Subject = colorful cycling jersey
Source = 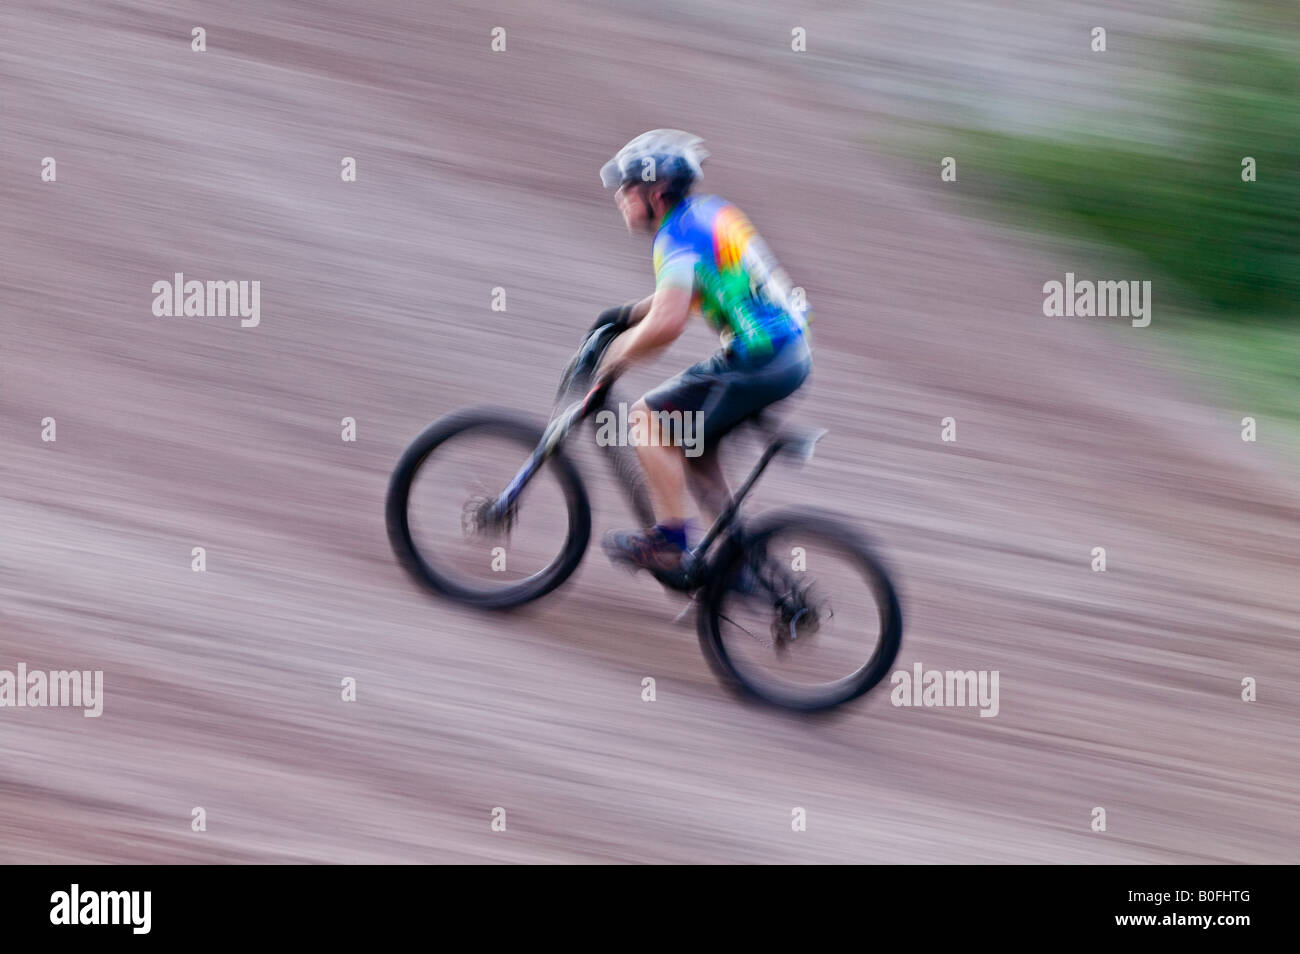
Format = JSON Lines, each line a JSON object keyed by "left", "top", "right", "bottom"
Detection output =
{"left": 652, "top": 195, "right": 809, "bottom": 359}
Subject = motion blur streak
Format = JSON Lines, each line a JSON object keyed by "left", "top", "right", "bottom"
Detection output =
{"left": 2, "top": 0, "right": 1297, "bottom": 862}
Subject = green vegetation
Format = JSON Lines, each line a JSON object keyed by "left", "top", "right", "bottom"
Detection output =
{"left": 950, "top": 35, "right": 1299, "bottom": 316}
{"left": 925, "top": 9, "right": 1300, "bottom": 444}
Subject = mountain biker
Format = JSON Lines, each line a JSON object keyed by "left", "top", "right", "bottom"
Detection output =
{"left": 594, "top": 129, "right": 812, "bottom": 575}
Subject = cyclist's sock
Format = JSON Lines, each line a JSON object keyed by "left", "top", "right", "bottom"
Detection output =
{"left": 655, "top": 522, "right": 689, "bottom": 551}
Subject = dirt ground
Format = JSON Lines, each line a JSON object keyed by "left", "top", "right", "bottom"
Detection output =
{"left": 2, "top": 0, "right": 1296, "bottom": 862}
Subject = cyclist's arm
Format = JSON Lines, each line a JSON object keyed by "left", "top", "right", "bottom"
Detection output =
{"left": 598, "top": 283, "right": 692, "bottom": 377}
{"left": 625, "top": 294, "right": 653, "bottom": 326}
{"left": 589, "top": 294, "right": 652, "bottom": 335}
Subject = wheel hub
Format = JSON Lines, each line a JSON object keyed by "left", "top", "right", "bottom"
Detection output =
{"left": 462, "top": 494, "right": 516, "bottom": 537}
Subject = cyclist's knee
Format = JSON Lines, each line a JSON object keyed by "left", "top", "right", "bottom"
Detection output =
{"left": 629, "top": 397, "right": 677, "bottom": 454}
{"left": 629, "top": 397, "right": 651, "bottom": 448}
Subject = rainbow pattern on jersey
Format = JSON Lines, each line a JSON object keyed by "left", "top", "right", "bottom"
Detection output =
{"left": 653, "top": 195, "right": 807, "bottom": 359}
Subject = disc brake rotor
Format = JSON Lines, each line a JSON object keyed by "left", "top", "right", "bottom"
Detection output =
{"left": 462, "top": 493, "right": 516, "bottom": 537}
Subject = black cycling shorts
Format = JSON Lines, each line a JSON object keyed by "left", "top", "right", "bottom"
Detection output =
{"left": 642, "top": 334, "right": 812, "bottom": 453}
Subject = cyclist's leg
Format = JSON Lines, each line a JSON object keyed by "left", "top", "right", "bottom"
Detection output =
{"left": 685, "top": 449, "right": 729, "bottom": 524}
{"left": 688, "top": 339, "right": 812, "bottom": 592}
{"left": 632, "top": 353, "right": 721, "bottom": 522}
{"left": 603, "top": 357, "right": 722, "bottom": 571}
{"left": 628, "top": 395, "right": 691, "bottom": 524}
{"left": 606, "top": 340, "right": 811, "bottom": 572}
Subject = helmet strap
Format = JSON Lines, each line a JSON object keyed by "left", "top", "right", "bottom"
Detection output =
{"left": 640, "top": 185, "right": 655, "bottom": 224}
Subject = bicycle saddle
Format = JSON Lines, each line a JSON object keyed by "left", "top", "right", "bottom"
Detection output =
{"left": 746, "top": 410, "right": 827, "bottom": 464}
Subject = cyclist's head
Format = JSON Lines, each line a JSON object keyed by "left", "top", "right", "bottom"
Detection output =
{"left": 601, "top": 129, "right": 707, "bottom": 232}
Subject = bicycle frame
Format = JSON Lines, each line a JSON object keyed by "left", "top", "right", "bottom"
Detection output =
{"left": 487, "top": 341, "right": 799, "bottom": 587}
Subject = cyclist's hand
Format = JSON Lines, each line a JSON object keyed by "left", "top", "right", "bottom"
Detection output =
{"left": 587, "top": 302, "right": 636, "bottom": 336}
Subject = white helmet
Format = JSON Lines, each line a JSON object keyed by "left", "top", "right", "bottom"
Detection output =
{"left": 600, "top": 129, "right": 708, "bottom": 191}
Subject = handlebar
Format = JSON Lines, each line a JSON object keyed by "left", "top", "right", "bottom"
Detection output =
{"left": 555, "top": 321, "right": 623, "bottom": 403}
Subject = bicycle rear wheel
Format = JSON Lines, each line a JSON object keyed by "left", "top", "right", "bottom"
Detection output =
{"left": 386, "top": 408, "right": 591, "bottom": 609}
{"left": 697, "top": 508, "right": 902, "bottom": 710}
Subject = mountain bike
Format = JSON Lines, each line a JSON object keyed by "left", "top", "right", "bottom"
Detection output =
{"left": 385, "top": 323, "right": 902, "bottom": 710}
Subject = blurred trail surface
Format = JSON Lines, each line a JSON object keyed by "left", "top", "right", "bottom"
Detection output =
{"left": 2, "top": 0, "right": 1297, "bottom": 862}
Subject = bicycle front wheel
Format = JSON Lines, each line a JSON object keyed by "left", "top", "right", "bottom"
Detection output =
{"left": 386, "top": 408, "right": 591, "bottom": 609}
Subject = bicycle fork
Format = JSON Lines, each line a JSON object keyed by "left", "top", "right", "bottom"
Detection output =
{"left": 482, "top": 385, "right": 602, "bottom": 528}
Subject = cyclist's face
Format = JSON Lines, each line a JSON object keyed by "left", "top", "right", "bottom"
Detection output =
{"left": 615, "top": 182, "right": 653, "bottom": 232}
